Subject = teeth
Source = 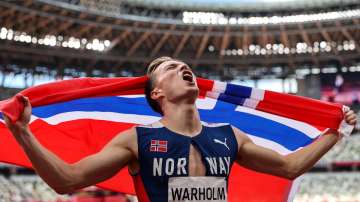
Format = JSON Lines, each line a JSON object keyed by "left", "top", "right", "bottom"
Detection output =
{"left": 182, "top": 73, "right": 192, "bottom": 81}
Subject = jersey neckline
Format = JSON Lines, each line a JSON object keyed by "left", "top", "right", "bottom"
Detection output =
{"left": 157, "top": 121, "right": 205, "bottom": 139}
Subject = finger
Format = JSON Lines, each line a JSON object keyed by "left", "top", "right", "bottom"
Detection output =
{"left": 21, "top": 96, "right": 30, "bottom": 106}
{"left": 345, "top": 110, "right": 354, "bottom": 116}
{"left": 3, "top": 114, "right": 10, "bottom": 123}
{"left": 348, "top": 119, "right": 357, "bottom": 125}
{"left": 345, "top": 113, "right": 356, "bottom": 120}
{"left": 346, "top": 116, "right": 357, "bottom": 124}
{"left": 346, "top": 117, "right": 356, "bottom": 123}
{"left": 345, "top": 118, "right": 356, "bottom": 125}
{"left": 2, "top": 114, "right": 13, "bottom": 126}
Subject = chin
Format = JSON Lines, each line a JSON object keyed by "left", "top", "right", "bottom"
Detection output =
{"left": 184, "top": 84, "right": 199, "bottom": 93}
{"left": 185, "top": 87, "right": 199, "bottom": 101}
{"left": 170, "top": 88, "right": 199, "bottom": 103}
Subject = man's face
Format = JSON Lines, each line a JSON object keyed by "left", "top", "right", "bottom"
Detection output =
{"left": 151, "top": 60, "right": 199, "bottom": 103}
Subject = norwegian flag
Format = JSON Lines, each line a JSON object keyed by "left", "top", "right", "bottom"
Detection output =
{"left": 0, "top": 76, "right": 351, "bottom": 202}
{"left": 150, "top": 140, "right": 168, "bottom": 153}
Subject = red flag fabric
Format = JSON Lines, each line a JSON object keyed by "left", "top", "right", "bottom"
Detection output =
{"left": 0, "top": 76, "right": 346, "bottom": 201}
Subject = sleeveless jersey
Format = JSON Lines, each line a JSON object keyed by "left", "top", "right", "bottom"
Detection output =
{"left": 132, "top": 122, "right": 238, "bottom": 202}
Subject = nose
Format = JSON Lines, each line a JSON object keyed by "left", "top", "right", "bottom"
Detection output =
{"left": 179, "top": 64, "right": 191, "bottom": 72}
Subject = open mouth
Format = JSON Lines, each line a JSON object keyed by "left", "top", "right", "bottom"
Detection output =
{"left": 182, "top": 71, "right": 194, "bottom": 83}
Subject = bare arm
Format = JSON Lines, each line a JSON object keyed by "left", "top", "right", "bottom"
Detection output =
{"left": 4, "top": 96, "right": 137, "bottom": 194}
{"left": 234, "top": 110, "right": 357, "bottom": 179}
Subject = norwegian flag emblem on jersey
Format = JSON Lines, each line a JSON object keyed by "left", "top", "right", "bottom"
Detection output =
{"left": 150, "top": 140, "right": 168, "bottom": 152}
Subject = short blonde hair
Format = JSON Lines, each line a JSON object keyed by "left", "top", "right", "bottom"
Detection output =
{"left": 146, "top": 56, "right": 175, "bottom": 75}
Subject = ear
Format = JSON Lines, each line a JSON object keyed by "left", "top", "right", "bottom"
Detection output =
{"left": 150, "top": 87, "right": 164, "bottom": 100}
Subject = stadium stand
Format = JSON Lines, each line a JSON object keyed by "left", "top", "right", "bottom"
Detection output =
{"left": 316, "top": 134, "right": 360, "bottom": 167}
{"left": 0, "top": 175, "right": 134, "bottom": 202}
{"left": 295, "top": 173, "right": 360, "bottom": 202}
{"left": 0, "top": 175, "right": 69, "bottom": 202}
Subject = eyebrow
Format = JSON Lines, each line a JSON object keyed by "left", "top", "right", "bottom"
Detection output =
{"left": 166, "top": 63, "right": 178, "bottom": 68}
{"left": 160, "top": 61, "right": 178, "bottom": 70}
{"left": 168, "top": 61, "right": 190, "bottom": 68}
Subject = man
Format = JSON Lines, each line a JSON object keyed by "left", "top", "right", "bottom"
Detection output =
{"left": 4, "top": 56, "right": 357, "bottom": 202}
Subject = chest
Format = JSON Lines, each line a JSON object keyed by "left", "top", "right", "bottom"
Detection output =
{"left": 138, "top": 127, "right": 237, "bottom": 178}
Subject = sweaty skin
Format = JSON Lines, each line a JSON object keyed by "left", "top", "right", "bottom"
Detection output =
{"left": 4, "top": 60, "right": 358, "bottom": 194}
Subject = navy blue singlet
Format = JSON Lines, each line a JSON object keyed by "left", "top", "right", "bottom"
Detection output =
{"left": 132, "top": 122, "right": 238, "bottom": 202}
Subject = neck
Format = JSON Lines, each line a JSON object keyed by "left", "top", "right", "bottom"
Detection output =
{"left": 160, "top": 102, "right": 202, "bottom": 136}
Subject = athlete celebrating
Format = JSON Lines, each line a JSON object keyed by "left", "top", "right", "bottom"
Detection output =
{"left": 4, "top": 56, "right": 357, "bottom": 202}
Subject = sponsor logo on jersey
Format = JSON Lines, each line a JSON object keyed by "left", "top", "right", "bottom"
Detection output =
{"left": 213, "top": 138, "right": 230, "bottom": 150}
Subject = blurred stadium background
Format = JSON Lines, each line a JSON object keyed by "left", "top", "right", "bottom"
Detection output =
{"left": 0, "top": 0, "right": 360, "bottom": 201}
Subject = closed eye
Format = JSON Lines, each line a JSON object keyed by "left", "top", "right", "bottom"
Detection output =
{"left": 166, "top": 64, "right": 177, "bottom": 71}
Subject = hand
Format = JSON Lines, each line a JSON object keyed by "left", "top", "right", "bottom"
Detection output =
{"left": 336, "top": 109, "right": 357, "bottom": 138}
{"left": 344, "top": 110, "right": 357, "bottom": 126}
{"left": 4, "top": 95, "right": 32, "bottom": 134}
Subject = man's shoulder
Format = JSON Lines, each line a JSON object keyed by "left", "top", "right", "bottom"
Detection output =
{"left": 116, "top": 127, "right": 138, "bottom": 138}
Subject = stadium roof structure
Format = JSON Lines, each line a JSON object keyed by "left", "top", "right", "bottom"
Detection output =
{"left": 0, "top": 0, "right": 360, "bottom": 80}
{"left": 123, "top": 0, "right": 359, "bottom": 12}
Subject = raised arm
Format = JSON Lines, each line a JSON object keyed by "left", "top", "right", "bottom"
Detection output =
{"left": 4, "top": 96, "right": 137, "bottom": 194}
{"left": 233, "top": 110, "right": 357, "bottom": 179}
